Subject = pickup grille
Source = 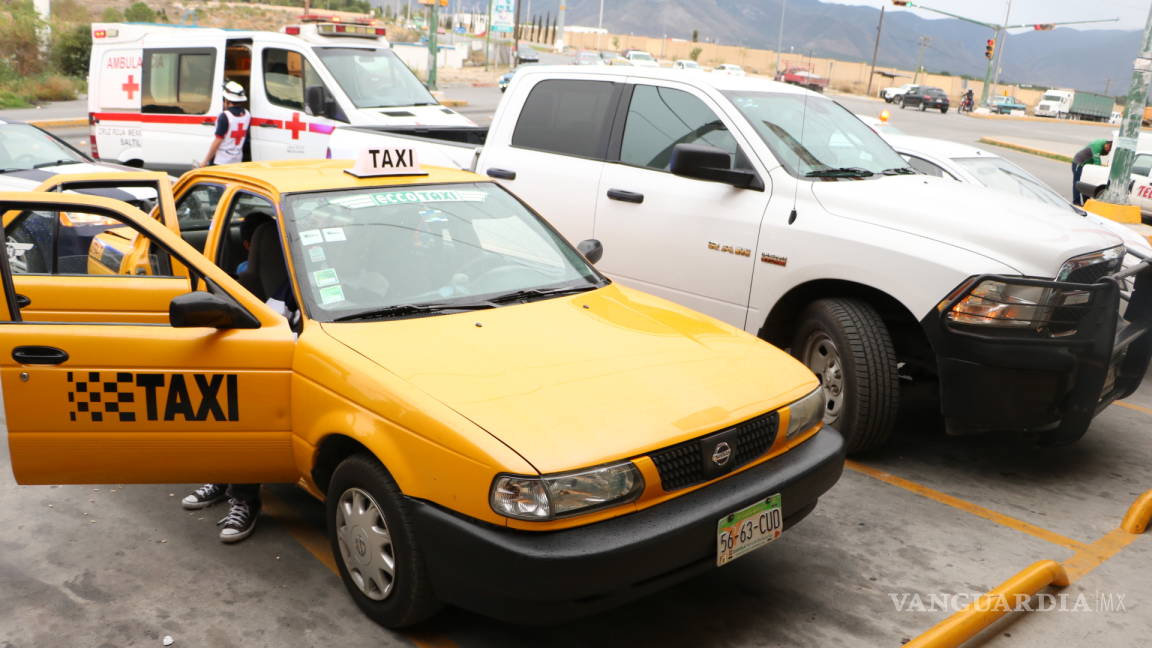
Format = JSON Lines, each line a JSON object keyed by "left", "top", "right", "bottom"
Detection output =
{"left": 648, "top": 411, "right": 779, "bottom": 491}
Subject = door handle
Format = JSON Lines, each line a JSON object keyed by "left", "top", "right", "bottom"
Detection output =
{"left": 12, "top": 346, "right": 69, "bottom": 365}
{"left": 487, "top": 168, "right": 517, "bottom": 180}
{"left": 14, "top": 294, "right": 29, "bottom": 308}
{"left": 607, "top": 189, "right": 644, "bottom": 204}
{"left": 255, "top": 122, "right": 278, "bottom": 128}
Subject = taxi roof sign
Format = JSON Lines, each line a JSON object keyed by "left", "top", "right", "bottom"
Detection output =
{"left": 345, "top": 147, "right": 429, "bottom": 178}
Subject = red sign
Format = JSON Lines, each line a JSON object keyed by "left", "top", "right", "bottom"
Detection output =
{"left": 286, "top": 112, "right": 306, "bottom": 140}
{"left": 121, "top": 75, "right": 140, "bottom": 100}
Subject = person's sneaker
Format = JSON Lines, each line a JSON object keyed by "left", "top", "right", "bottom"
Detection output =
{"left": 181, "top": 483, "right": 227, "bottom": 510}
{"left": 217, "top": 499, "right": 258, "bottom": 543}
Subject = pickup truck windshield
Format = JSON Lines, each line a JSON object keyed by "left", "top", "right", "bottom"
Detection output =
{"left": 724, "top": 91, "right": 911, "bottom": 179}
{"left": 282, "top": 182, "right": 603, "bottom": 321}
{"left": 314, "top": 47, "right": 437, "bottom": 109}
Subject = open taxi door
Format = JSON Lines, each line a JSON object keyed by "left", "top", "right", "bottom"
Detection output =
{"left": 3, "top": 172, "right": 188, "bottom": 323}
{"left": 0, "top": 192, "right": 299, "bottom": 485}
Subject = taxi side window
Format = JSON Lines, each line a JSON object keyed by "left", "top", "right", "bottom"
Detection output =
{"left": 176, "top": 184, "right": 225, "bottom": 232}
{"left": 619, "top": 85, "right": 751, "bottom": 172}
{"left": 263, "top": 49, "right": 325, "bottom": 114}
{"left": 142, "top": 49, "right": 216, "bottom": 115}
{"left": 5, "top": 210, "right": 177, "bottom": 277}
{"left": 217, "top": 192, "right": 277, "bottom": 274}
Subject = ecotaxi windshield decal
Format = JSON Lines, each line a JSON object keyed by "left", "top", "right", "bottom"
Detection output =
{"left": 326, "top": 189, "right": 489, "bottom": 210}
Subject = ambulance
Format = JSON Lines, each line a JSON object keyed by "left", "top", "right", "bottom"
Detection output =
{"left": 87, "top": 17, "right": 475, "bottom": 171}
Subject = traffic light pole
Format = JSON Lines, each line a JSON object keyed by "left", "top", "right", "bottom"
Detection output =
{"left": 427, "top": 0, "right": 439, "bottom": 90}
{"left": 980, "top": 29, "right": 1000, "bottom": 108}
{"left": 1101, "top": 2, "right": 1152, "bottom": 205}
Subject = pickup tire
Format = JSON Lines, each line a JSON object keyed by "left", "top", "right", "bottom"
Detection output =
{"left": 792, "top": 298, "right": 900, "bottom": 454}
{"left": 327, "top": 454, "right": 441, "bottom": 628}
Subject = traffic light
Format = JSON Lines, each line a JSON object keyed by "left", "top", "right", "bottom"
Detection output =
{"left": 985, "top": 38, "right": 995, "bottom": 59}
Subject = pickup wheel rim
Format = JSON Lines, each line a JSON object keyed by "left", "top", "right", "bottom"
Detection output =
{"left": 801, "top": 331, "right": 844, "bottom": 425}
{"left": 336, "top": 487, "right": 396, "bottom": 601}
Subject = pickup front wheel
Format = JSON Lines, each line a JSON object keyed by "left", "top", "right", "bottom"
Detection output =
{"left": 327, "top": 454, "right": 441, "bottom": 628}
{"left": 792, "top": 299, "right": 900, "bottom": 454}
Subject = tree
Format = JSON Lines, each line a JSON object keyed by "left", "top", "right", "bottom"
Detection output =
{"left": 691, "top": 29, "right": 698, "bottom": 42}
{"left": 0, "top": 1, "right": 45, "bottom": 77}
{"left": 102, "top": 7, "right": 125, "bottom": 21}
{"left": 689, "top": 47, "right": 702, "bottom": 61}
{"left": 124, "top": 2, "right": 156, "bottom": 22}
{"left": 51, "top": 24, "right": 91, "bottom": 77}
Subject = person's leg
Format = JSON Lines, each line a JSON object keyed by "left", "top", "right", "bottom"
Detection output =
{"left": 1072, "top": 163, "right": 1084, "bottom": 205}
{"left": 181, "top": 483, "right": 227, "bottom": 510}
{"left": 218, "top": 484, "right": 262, "bottom": 543}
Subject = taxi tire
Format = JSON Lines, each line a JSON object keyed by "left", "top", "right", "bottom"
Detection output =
{"left": 327, "top": 454, "right": 442, "bottom": 628}
{"left": 792, "top": 298, "right": 899, "bottom": 455}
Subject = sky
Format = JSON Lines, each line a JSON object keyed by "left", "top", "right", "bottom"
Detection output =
{"left": 823, "top": 0, "right": 1151, "bottom": 31}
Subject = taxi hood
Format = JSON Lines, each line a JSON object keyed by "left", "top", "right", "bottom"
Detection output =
{"left": 321, "top": 285, "right": 818, "bottom": 474}
{"left": 810, "top": 175, "right": 1124, "bottom": 277}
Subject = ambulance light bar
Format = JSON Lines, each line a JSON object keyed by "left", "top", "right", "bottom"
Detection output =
{"left": 317, "top": 23, "right": 386, "bottom": 37}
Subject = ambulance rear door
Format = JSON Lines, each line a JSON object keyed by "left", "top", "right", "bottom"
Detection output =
{"left": 139, "top": 42, "right": 225, "bottom": 171}
{"left": 89, "top": 38, "right": 144, "bottom": 165}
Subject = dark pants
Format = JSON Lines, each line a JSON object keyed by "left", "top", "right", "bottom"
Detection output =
{"left": 1072, "top": 163, "right": 1085, "bottom": 206}
{"left": 219, "top": 483, "right": 261, "bottom": 509}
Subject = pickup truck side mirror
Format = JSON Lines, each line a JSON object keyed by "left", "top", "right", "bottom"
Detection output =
{"left": 170, "top": 291, "right": 260, "bottom": 329}
{"left": 577, "top": 239, "right": 603, "bottom": 264}
{"left": 669, "top": 144, "right": 763, "bottom": 190}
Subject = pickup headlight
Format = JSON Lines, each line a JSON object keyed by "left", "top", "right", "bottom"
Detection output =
{"left": 785, "top": 388, "right": 826, "bottom": 439}
{"left": 1057, "top": 245, "right": 1124, "bottom": 282}
{"left": 490, "top": 461, "right": 644, "bottom": 521}
{"left": 948, "top": 281, "right": 1055, "bottom": 328}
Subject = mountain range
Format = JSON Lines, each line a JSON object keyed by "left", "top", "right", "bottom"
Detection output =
{"left": 555, "top": 0, "right": 1141, "bottom": 95}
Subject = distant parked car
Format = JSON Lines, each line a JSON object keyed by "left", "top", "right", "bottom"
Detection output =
{"left": 672, "top": 59, "right": 702, "bottom": 70}
{"left": 989, "top": 96, "right": 1027, "bottom": 115}
{"left": 899, "top": 86, "right": 949, "bottom": 113}
{"left": 622, "top": 49, "right": 659, "bottom": 67}
{"left": 880, "top": 83, "right": 915, "bottom": 103}
{"left": 498, "top": 64, "right": 536, "bottom": 92}
{"left": 575, "top": 50, "right": 604, "bottom": 66}
{"left": 515, "top": 44, "right": 540, "bottom": 65}
{"left": 776, "top": 67, "right": 828, "bottom": 93}
{"left": 712, "top": 63, "right": 745, "bottom": 76}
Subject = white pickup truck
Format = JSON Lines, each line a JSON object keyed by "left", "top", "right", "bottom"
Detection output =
{"left": 329, "top": 66, "right": 1152, "bottom": 453}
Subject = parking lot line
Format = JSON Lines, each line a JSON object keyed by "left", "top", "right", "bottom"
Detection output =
{"left": 1060, "top": 527, "right": 1143, "bottom": 582}
{"left": 1115, "top": 400, "right": 1152, "bottom": 417}
{"left": 262, "top": 490, "right": 461, "bottom": 648}
{"left": 845, "top": 461, "right": 1088, "bottom": 551}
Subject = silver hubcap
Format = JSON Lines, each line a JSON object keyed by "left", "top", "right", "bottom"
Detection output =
{"left": 801, "top": 331, "right": 845, "bottom": 425}
{"left": 336, "top": 487, "right": 396, "bottom": 601}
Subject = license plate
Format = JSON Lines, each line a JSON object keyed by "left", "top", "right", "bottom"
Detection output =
{"left": 716, "top": 494, "right": 783, "bottom": 566}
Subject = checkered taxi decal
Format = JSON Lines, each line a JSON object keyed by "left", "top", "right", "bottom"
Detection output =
{"left": 66, "top": 371, "right": 239, "bottom": 423}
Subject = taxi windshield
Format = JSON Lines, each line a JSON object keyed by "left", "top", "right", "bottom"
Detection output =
{"left": 724, "top": 91, "right": 911, "bottom": 179}
{"left": 0, "top": 124, "right": 87, "bottom": 171}
{"left": 953, "top": 156, "right": 1072, "bottom": 210}
{"left": 282, "top": 182, "right": 605, "bottom": 321}
{"left": 314, "top": 47, "right": 437, "bottom": 109}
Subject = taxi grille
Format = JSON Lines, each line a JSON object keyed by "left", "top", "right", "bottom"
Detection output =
{"left": 648, "top": 411, "right": 779, "bottom": 492}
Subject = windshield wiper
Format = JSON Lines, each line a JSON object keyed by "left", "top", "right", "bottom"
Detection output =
{"left": 805, "top": 167, "right": 875, "bottom": 178}
{"left": 489, "top": 284, "right": 600, "bottom": 304}
{"left": 0, "top": 168, "right": 27, "bottom": 174}
{"left": 33, "top": 159, "right": 83, "bottom": 168}
{"left": 333, "top": 301, "right": 497, "bottom": 322}
{"left": 881, "top": 167, "right": 917, "bottom": 175}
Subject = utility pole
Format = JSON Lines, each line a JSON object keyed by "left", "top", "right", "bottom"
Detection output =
{"left": 1102, "top": 2, "right": 1152, "bottom": 205}
{"left": 890, "top": 2, "right": 1117, "bottom": 108}
{"left": 484, "top": 0, "right": 493, "bottom": 69}
{"left": 913, "top": 35, "right": 930, "bottom": 84}
{"left": 427, "top": 0, "right": 440, "bottom": 90}
{"left": 989, "top": 0, "right": 1013, "bottom": 89}
{"left": 596, "top": 0, "right": 603, "bottom": 51}
{"left": 774, "top": 0, "right": 787, "bottom": 76}
{"left": 866, "top": 6, "right": 886, "bottom": 97}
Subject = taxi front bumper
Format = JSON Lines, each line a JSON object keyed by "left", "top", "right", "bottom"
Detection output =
{"left": 925, "top": 261, "right": 1152, "bottom": 443}
{"left": 408, "top": 427, "right": 844, "bottom": 623}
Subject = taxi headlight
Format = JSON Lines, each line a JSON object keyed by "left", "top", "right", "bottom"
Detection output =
{"left": 786, "top": 388, "right": 826, "bottom": 440}
{"left": 490, "top": 462, "right": 644, "bottom": 521}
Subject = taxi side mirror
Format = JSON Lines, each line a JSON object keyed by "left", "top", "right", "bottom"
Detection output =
{"left": 669, "top": 144, "right": 763, "bottom": 191}
{"left": 170, "top": 291, "right": 260, "bottom": 329}
{"left": 577, "top": 239, "right": 603, "bottom": 264}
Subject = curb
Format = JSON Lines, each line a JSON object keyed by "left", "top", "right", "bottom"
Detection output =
{"left": 977, "top": 137, "right": 1073, "bottom": 164}
{"left": 439, "top": 100, "right": 470, "bottom": 107}
{"left": 26, "top": 118, "right": 87, "bottom": 129}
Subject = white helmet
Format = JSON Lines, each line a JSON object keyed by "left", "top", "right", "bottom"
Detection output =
{"left": 222, "top": 80, "right": 247, "bottom": 102}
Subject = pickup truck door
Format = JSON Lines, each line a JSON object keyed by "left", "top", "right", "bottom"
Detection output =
{"left": 249, "top": 45, "right": 341, "bottom": 160}
{"left": 591, "top": 81, "right": 770, "bottom": 329}
{"left": 478, "top": 77, "right": 622, "bottom": 243}
{"left": 4, "top": 173, "right": 188, "bottom": 323}
{"left": 0, "top": 192, "right": 298, "bottom": 485}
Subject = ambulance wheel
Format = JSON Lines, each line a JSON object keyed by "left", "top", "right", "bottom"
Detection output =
{"left": 327, "top": 454, "right": 441, "bottom": 628}
{"left": 793, "top": 298, "right": 900, "bottom": 455}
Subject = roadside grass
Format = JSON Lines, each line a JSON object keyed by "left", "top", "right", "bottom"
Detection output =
{"left": 0, "top": 75, "right": 84, "bottom": 109}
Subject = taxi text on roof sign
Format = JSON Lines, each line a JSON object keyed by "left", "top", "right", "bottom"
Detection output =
{"left": 345, "top": 147, "right": 429, "bottom": 178}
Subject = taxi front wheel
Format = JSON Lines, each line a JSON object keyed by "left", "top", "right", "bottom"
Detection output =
{"left": 792, "top": 298, "right": 899, "bottom": 455}
{"left": 327, "top": 454, "right": 441, "bottom": 628}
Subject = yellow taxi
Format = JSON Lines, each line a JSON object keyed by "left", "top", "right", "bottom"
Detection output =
{"left": 0, "top": 150, "right": 844, "bottom": 627}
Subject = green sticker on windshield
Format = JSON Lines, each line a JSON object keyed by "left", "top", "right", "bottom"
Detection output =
{"left": 319, "top": 284, "right": 345, "bottom": 305}
{"left": 313, "top": 268, "right": 339, "bottom": 287}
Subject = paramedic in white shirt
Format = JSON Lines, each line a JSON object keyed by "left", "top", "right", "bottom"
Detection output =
{"left": 200, "top": 81, "right": 252, "bottom": 167}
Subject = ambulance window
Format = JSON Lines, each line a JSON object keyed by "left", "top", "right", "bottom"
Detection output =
{"left": 263, "top": 49, "right": 324, "bottom": 114}
{"left": 5, "top": 210, "right": 179, "bottom": 277}
{"left": 511, "top": 79, "right": 618, "bottom": 159}
{"left": 619, "top": 85, "right": 750, "bottom": 171}
{"left": 142, "top": 49, "right": 216, "bottom": 115}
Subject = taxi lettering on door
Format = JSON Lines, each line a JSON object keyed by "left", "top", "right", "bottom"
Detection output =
{"left": 66, "top": 371, "right": 240, "bottom": 423}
